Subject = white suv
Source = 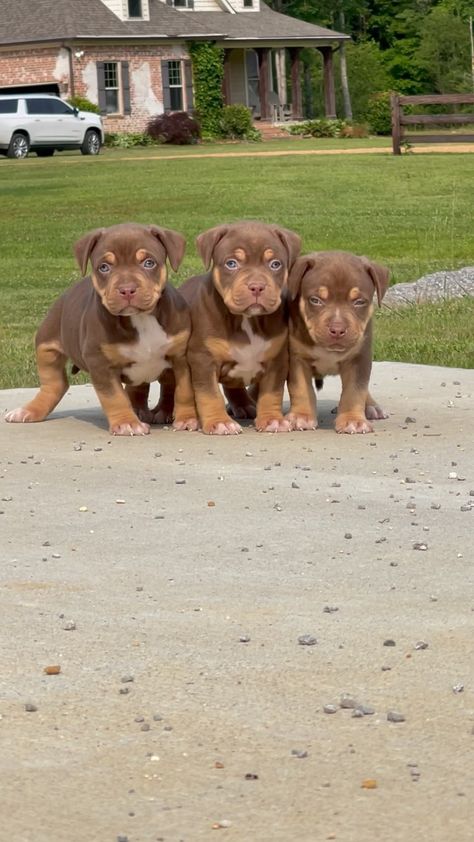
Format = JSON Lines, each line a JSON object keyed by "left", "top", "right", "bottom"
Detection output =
{"left": 0, "top": 94, "right": 104, "bottom": 159}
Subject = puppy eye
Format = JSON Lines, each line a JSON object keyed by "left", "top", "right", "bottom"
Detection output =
{"left": 309, "top": 296, "right": 323, "bottom": 306}
{"left": 225, "top": 259, "right": 239, "bottom": 270}
{"left": 269, "top": 259, "right": 282, "bottom": 271}
{"left": 142, "top": 258, "right": 156, "bottom": 269}
{"left": 99, "top": 263, "right": 110, "bottom": 274}
{"left": 354, "top": 298, "right": 367, "bottom": 307}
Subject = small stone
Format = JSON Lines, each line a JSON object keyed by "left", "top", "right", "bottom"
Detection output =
{"left": 245, "top": 451, "right": 253, "bottom": 457}
{"left": 121, "top": 675, "right": 134, "bottom": 683}
{"left": 207, "top": 501, "right": 216, "bottom": 507}
{"left": 413, "top": 542, "right": 428, "bottom": 551}
{"left": 352, "top": 709, "right": 364, "bottom": 718}
{"left": 340, "top": 695, "right": 358, "bottom": 709}
{"left": 116, "top": 499, "right": 126, "bottom": 504}
{"left": 383, "top": 639, "right": 396, "bottom": 647}
{"left": 51, "top": 553, "right": 61, "bottom": 559}
{"left": 244, "top": 773, "right": 259, "bottom": 780}
{"left": 323, "top": 606, "right": 339, "bottom": 614}
{"left": 291, "top": 749, "right": 308, "bottom": 758}
{"left": 135, "top": 715, "right": 145, "bottom": 722}
{"left": 62, "top": 621, "right": 76, "bottom": 631}
{"left": 298, "top": 634, "right": 317, "bottom": 646}
{"left": 323, "top": 704, "right": 338, "bottom": 714}
{"left": 448, "top": 472, "right": 458, "bottom": 479}
{"left": 78, "top": 506, "right": 88, "bottom": 512}
{"left": 381, "top": 665, "right": 392, "bottom": 671}
{"left": 175, "top": 479, "right": 186, "bottom": 485}
{"left": 452, "top": 683, "right": 464, "bottom": 694}
{"left": 414, "top": 641, "right": 429, "bottom": 650}
{"left": 152, "top": 714, "right": 163, "bottom": 721}
{"left": 119, "top": 687, "right": 130, "bottom": 695}
{"left": 140, "top": 723, "right": 151, "bottom": 731}
{"left": 387, "top": 710, "right": 405, "bottom": 722}
{"left": 212, "top": 820, "right": 232, "bottom": 829}
{"left": 405, "top": 417, "right": 416, "bottom": 423}
{"left": 25, "top": 703, "right": 38, "bottom": 712}
{"left": 358, "top": 704, "right": 375, "bottom": 716}
{"left": 44, "top": 665, "right": 61, "bottom": 675}
{"left": 291, "top": 482, "right": 300, "bottom": 489}
{"left": 344, "top": 532, "right": 352, "bottom": 539}
{"left": 239, "top": 635, "right": 251, "bottom": 643}
{"left": 361, "top": 779, "right": 377, "bottom": 789}
{"left": 117, "top": 836, "right": 129, "bottom": 842}
{"left": 431, "top": 503, "right": 441, "bottom": 510}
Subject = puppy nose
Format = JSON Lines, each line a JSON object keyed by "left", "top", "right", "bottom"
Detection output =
{"left": 328, "top": 322, "right": 347, "bottom": 338}
{"left": 118, "top": 285, "right": 137, "bottom": 301}
{"left": 248, "top": 280, "right": 266, "bottom": 296}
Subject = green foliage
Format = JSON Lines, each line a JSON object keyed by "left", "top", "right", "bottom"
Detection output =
{"left": 366, "top": 91, "right": 394, "bottom": 135}
{"left": 67, "top": 95, "right": 100, "bottom": 114}
{"left": 104, "top": 132, "right": 157, "bottom": 148}
{"left": 287, "top": 118, "right": 346, "bottom": 137}
{"left": 188, "top": 41, "right": 224, "bottom": 137}
{"left": 220, "top": 105, "right": 261, "bottom": 141}
{"left": 146, "top": 112, "right": 201, "bottom": 145}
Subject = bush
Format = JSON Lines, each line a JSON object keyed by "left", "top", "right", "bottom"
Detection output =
{"left": 220, "top": 105, "right": 261, "bottom": 141}
{"left": 366, "top": 91, "right": 394, "bottom": 135}
{"left": 339, "top": 122, "right": 369, "bottom": 138}
{"left": 67, "top": 95, "right": 100, "bottom": 114}
{"left": 286, "top": 119, "right": 346, "bottom": 138}
{"left": 104, "top": 132, "right": 156, "bottom": 148}
{"left": 188, "top": 41, "right": 224, "bottom": 137}
{"left": 146, "top": 111, "right": 201, "bottom": 145}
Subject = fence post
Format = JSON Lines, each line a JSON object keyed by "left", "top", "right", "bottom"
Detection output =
{"left": 391, "top": 93, "right": 401, "bottom": 155}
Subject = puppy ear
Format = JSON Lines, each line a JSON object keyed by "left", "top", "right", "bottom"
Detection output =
{"left": 361, "top": 258, "right": 390, "bottom": 306}
{"left": 287, "top": 255, "right": 315, "bottom": 301}
{"left": 196, "top": 225, "right": 229, "bottom": 270}
{"left": 74, "top": 228, "right": 105, "bottom": 275}
{"left": 148, "top": 226, "right": 186, "bottom": 273}
{"left": 273, "top": 226, "right": 302, "bottom": 269}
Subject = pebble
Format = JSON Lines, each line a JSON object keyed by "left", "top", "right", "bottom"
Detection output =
{"left": 117, "top": 836, "right": 129, "bottom": 842}
{"left": 24, "top": 703, "right": 38, "bottom": 712}
{"left": 352, "top": 709, "right": 364, "bottom": 718}
{"left": 244, "top": 773, "right": 259, "bottom": 780}
{"left": 383, "top": 639, "right": 396, "bottom": 647}
{"left": 414, "top": 641, "right": 429, "bottom": 650}
{"left": 134, "top": 715, "right": 145, "bottom": 723}
{"left": 62, "top": 621, "right": 76, "bottom": 631}
{"left": 361, "top": 779, "right": 377, "bottom": 789}
{"left": 431, "top": 503, "right": 441, "bottom": 510}
{"left": 340, "top": 695, "right": 358, "bottom": 709}
{"left": 140, "top": 723, "right": 150, "bottom": 732}
{"left": 387, "top": 710, "right": 405, "bottom": 722}
{"left": 239, "top": 635, "right": 251, "bottom": 643}
{"left": 291, "top": 749, "right": 308, "bottom": 758}
{"left": 452, "top": 683, "right": 464, "bottom": 694}
{"left": 44, "top": 665, "right": 61, "bottom": 675}
{"left": 323, "top": 704, "right": 338, "bottom": 714}
{"left": 119, "top": 687, "right": 130, "bottom": 695}
{"left": 357, "top": 704, "right": 375, "bottom": 716}
{"left": 175, "top": 479, "right": 186, "bottom": 485}
{"left": 51, "top": 553, "right": 61, "bottom": 559}
{"left": 121, "top": 675, "right": 134, "bottom": 683}
{"left": 413, "top": 542, "right": 428, "bottom": 551}
{"left": 405, "top": 417, "right": 416, "bottom": 423}
{"left": 344, "top": 532, "right": 352, "bottom": 539}
{"left": 298, "top": 634, "right": 317, "bottom": 646}
{"left": 323, "top": 606, "right": 339, "bottom": 614}
{"left": 291, "top": 482, "right": 300, "bottom": 489}
{"left": 212, "top": 820, "right": 232, "bottom": 829}
{"left": 153, "top": 714, "right": 163, "bottom": 721}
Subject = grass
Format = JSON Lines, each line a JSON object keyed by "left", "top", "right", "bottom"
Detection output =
{"left": 0, "top": 139, "right": 473, "bottom": 389}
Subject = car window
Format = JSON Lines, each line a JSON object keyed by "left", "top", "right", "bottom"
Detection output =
{"left": 49, "top": 100, "right": 74, "bottom": 115}
{"left": 0, "top": 99, "right": 18, "bottom": 114}
{"left": 26, "top": 98, "right": 54, "bottom": 115}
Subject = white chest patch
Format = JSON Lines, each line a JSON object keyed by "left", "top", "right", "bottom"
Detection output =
{"left": 229, "top": 318, "right": 270, "bottom": 386}
{"left": 310, "top": 346, "right": 350, "bottom": 377}
{"left": 121, "top": 314, "right": 171, "bottom": 385}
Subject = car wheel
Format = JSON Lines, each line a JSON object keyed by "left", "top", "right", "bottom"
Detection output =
{"left": 7, "top": 132, "right": 30, "bottom": 159}
{"left": 81, "top": 130, "right": 101, "bottom": 156}
{"left": 36, "top": 148, "right": 55, "bottom": 157}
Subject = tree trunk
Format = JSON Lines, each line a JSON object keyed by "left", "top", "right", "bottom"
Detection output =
{"left": 339, "top": 10, "right": 352, "bottom": 120}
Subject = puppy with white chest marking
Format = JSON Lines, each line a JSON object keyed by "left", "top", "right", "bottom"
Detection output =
{"left": 286, "top": 251, "right": 390, "bottom": 434}
{"left": 178, "top": 221, "right": 301, "bottom": 435}
{"left": 5, "top": 223, "right": 197, "bottom": 435}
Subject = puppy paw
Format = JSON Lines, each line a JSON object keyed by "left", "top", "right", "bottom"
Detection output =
{"left": 286, "top": 412, "right": 318, "bottom": 431}
{"left": 136, "top": 407, "right": 156, "bottom": 424}
{"left": 5, "top": 407, "right": 39, "bottom": 423}
{"left": 149, "top": 408, "right": 174, "bottom": 425}
{"left": 228, "top": 403, "right": 257, "bottom": 420}
{"left": 256, "top": 417, "right": 292, "bottom": 433}
{"left": 110, "top": 420, "right": 150, "bottom": 436}
{"left": 173, "top": 417, "right": 199, "bottom": 432}
{"left": 336, "top": 414, "right": 373, "bottom": 435}
{"left": 365, "top": 403, "right": 388, "bottom": 420}
{"left": 203, "top": 419, "right": 242, "bottom": 436}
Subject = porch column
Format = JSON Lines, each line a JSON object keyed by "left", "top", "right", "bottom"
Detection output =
{"left": 222, "top": 49, "right": 232, "bottom": 106}
{"left": 289, "top": 47, "right": 303, "bottom": 120}
{"left": 256, "top": 48, "right": 271, "bottom": 120}
{"left": 319, "top": 46, "right": 337, "bottom": 119}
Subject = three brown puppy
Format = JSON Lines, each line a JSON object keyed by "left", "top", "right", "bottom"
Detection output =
{"left": 5, "top": 221, "right": 389, "bottom": 435}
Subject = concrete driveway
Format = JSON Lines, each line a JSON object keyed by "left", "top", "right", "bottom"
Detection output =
{"left": 1, "top": 361, "right": 473, "bottom": 842}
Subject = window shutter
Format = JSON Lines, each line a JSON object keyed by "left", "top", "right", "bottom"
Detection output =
{"left": 97, "top": 62, "right": 107, "bottom": 115}
{"left": 122, "top": 61, "right": 131, "bottom": 115}
{"left": 161, "top": 61, "right": 171, "bottom": 111}
{"left": 184, "top": 60, "right": 193, "bottom": 112}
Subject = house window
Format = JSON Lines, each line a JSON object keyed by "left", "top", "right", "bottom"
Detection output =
{"left": 127, "top": 0, "right": 142, "bottom": 16}
{"left": 104, "top": 62, "right": 120, "bottom": 113}
{"left": 169, "top": 0, "right": 194, "bottom": 8}
{"left": 243, "top": 0, "right": 254, "bottom": 6}
{"left": 168, "top": 61, "right": 183, "bottom": 111}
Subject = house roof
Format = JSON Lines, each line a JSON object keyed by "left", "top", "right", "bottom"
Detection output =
{"left": 0, "top": 0, "right": 349, "bottom": 46}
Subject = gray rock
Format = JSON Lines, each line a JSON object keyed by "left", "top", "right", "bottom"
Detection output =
{"left": 383, "top": 267, "right": 474, "bottom": 309}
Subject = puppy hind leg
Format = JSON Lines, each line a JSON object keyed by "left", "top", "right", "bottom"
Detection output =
{"left": 5, "top": 342, "right": 68, "bottom": 423}
{"left": 365, "top": 390, "right": 388, "bottom": 420}
{"left": 224, "top": 386, "right": 256, "bottom": 420}
{"left": 149, "top": 368, "right": 176, "bottom": 425}
{"left": 125, "top": 382, "right": 153, "bottom": 423}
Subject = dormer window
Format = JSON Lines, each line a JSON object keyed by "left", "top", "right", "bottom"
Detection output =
{"left": 243, "top": 0, "right": 254, "bottom": 6}
{"left": 128, "top": 0, "right": 142, "bottom": 17}
{"left": 166, "top": 0, "right": 194, "bottom": 9}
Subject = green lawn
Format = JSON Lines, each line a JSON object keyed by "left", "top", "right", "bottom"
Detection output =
{"left": 1, "top": 141, "right": 473, "bottom": 388}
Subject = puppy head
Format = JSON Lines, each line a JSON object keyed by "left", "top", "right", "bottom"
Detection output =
{"left": 74, "top": 223, "right": 186, "bottom": 316}
{"left": 288, "top": 251, "right": 390, "bottom": 353}
{"left": 196, "top": 221, "right": 301, "bottom": 317}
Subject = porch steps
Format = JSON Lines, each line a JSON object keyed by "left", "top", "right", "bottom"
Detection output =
{"left": 254, "top": 121, "right": 291, "bottom": 140}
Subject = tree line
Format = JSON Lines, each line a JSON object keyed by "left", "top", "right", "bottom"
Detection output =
{"left": 268, "top": 0, "right": 474, "bottom": 120}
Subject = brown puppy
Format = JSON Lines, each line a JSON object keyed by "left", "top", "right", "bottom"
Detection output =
{"left": 286, "top": 251, "right": 390, "bottom": 434}
{"left": 179, "top": 221, "right": 301, "bottom": 434}
{"left": 5, "top": 223, "right": 197, "bottom": 435}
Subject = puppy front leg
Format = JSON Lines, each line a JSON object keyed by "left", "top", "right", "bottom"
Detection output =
{"left": 172, "top": 357, "right": 199, "bottom": 431}
{"left": 286, "top": 353, "right": 318, "bottom": 431}
{"left": 90, "top": 368, "right": 150, "bottom": 436}
{"left": 255, "top": 347, "right": 291, "bottom": 433}
{"left": 223, "top": 386, "right": 256, "bottom": 419}
{"left": 190, "top": 351, "right": 241, "bottom": 435}
{"left": 336, "top": 357, "right": 373, "bottom": 435}
{"left": 5, "top": 342, "right": 68, "bottom": 424}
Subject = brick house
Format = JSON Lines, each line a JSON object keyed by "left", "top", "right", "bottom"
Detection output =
{"left": 0, "top": 0, "right": 349, "bottom": 133}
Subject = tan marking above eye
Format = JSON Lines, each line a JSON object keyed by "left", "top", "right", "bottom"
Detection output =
{"left": 318, "top": 286, "right": 329, "bottom": 300}
{"left": 233, "top": 248, "right": 246, "bottom": 261}
{"left": 136, "top": 249, "right": 149, "bottom": 262}
{"left": 349, "top": 287, "right": 361, "bottom": 301}
{"left": 263, "top": 248, "right": 275, "bottom": 260}
{"left": 103, "top": 252, "right": 116, "bottom": 264}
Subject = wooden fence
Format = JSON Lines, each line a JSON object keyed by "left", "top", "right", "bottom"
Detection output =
{"left": 391, "top": 92, "right": 474, "bottom": 155}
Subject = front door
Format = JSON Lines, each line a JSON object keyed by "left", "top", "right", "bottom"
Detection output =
{"left": 245, "top": 50, "right": 260, "bottom": 117}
